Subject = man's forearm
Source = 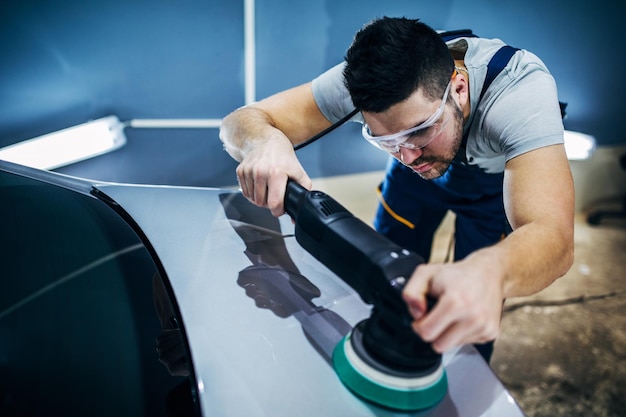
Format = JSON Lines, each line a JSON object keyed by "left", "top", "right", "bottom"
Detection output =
{"left": 472, "top": 220, "right": 574, "bottom": 299}
{"left": 220, "top": 106, "right": 277, "bottom": 162}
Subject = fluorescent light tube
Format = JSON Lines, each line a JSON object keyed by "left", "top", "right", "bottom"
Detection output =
{"left": 128, "top": 118, "right": 222, "bottom": 128}
{"left": 564, "top": 130, "right": 596, "bottom": 161}
{"left": 0, "top": 115, "right": 127, "bottom": 170}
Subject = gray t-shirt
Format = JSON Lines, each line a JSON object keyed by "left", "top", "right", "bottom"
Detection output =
{"left": 311, "top": 37, "right": 564, "bottom": 173}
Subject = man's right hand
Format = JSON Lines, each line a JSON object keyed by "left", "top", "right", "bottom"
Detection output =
{"left": 220, "top": 82, "right": 334, "bottom": 216}
{"left": 234, "top": 131, "right": 312, "bottom": 217}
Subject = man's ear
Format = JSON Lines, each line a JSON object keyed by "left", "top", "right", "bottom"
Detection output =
{"left": 452, "top": 69, "right": 470, "bottom": 116}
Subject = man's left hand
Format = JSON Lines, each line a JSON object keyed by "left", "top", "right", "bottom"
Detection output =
{"left": 402, "top": 255, "right": 504, "bottom": 353}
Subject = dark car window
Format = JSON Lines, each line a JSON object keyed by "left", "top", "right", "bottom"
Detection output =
{"left": 0, "top": 167, "right": 198, "bottom": 417}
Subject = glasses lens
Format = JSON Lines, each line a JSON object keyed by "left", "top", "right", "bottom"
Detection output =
{"left": 370, "top": 112, "right": 448, "bottom": 153}
{"left": 362, "top": 80, "right": 451, "bottom": 151}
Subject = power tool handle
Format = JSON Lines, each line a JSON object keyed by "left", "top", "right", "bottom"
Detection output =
{"left": 284, "top": 179, "right": 307, "bottom": 217}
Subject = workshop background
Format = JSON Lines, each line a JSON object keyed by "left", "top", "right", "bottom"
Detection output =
{"left": 2, "top": 1, "right": 625, "bottom": 416}
{"left": 2, "top": 0, "right": 625, "bottom": 187}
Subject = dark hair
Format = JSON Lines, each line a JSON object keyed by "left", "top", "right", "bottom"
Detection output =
{"left": 343, "top": 17, "right": 454, "bottom": 112}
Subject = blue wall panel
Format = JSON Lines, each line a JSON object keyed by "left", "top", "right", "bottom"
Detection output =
{"left": 1, "top": 0, "right": 243, "bottom": 142}
{"left": 254, "top": 0, "right": 456, "bottom": 97}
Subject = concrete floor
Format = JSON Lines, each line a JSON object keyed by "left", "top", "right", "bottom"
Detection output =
{"left": 314, "top": 171, "right": 626, "bottom": 417}
{"left": 493, "top": 210, "right": 626, "bottom": 417}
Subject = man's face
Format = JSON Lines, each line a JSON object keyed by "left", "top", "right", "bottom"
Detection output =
{"left": 362, "top": 87, "right": 464, "bottom": 180}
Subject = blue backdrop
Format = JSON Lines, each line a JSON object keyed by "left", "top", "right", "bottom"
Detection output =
{"left": 1, "top": 0, "right": 623, "bottom": 186}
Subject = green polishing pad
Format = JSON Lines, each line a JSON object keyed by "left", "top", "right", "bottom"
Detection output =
{"left": 332, "top": 332, "right": 448, "bottom": 411}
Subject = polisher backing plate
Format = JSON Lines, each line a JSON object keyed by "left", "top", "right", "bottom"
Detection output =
{"left": 332, "top": 330, "right": 448, "bottom": 411}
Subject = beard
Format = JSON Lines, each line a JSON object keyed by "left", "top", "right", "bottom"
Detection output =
{"left": 406, "top": 102, "right": 464, "bottom": 180}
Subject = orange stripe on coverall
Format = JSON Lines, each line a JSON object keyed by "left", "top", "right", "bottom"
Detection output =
{"left": 376, "top": 186, "right": 415, "bottom": 230}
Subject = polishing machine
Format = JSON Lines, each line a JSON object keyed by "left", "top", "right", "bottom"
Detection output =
{"left": 284, "top": 180, "right": 447, "bottom": 411}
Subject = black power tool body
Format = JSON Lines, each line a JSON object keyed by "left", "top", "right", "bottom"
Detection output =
{"left": 284, "top": 180, "right": 447, "bottom": 411}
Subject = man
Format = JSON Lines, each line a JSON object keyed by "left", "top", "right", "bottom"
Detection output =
{"left": 220, "top": 17, "right": 574, "bottom": 361}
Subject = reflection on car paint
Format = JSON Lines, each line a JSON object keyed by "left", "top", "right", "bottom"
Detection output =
{"left": 219, "top": 192, "right": 352, "bottom": 364}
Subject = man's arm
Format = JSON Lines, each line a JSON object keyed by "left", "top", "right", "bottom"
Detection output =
{"left": 220, "top": 82, "right": 333, "bottom": 216}
{"left": 402, "top": 144, "right": 575, "bottom": 353}
{"left": 497, "top": 143, "right": 575, "bottom": 296}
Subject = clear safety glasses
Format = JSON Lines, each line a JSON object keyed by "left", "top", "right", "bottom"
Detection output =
{"left": 362, "top": 80, "right": 452, "bottom": 153}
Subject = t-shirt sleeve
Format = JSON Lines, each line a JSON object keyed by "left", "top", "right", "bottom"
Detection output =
{"left": 483, "top": 61, "right": 564, "bottom": 162}
{"left": 311, "top": 62, "right": 361, "bottom": 123}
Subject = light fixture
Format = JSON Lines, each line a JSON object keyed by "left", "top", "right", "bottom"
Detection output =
{"left": 0, "top": 115, "right": 126, "bottom": 170}
{"left": 127, "top": 118, "right": 222, "bottom": 128}
{"left": 564, "top": 130, "right": 596, "bottom": 161}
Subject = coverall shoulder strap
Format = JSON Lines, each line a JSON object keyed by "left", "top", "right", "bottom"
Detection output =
{"left": 479, "top": 45, "right": 520, "bottom": 100}
{"left": 439, "top": 29, "right": 477, "bottom": 42}
{"left": 459, "top": 45, "right": 519, "bottom": 148}
{"left": 446, "top": 32, "right": 520, "bottom": 149}
{"left": 439, "top": 29, "right": 519, "bottom": 99}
